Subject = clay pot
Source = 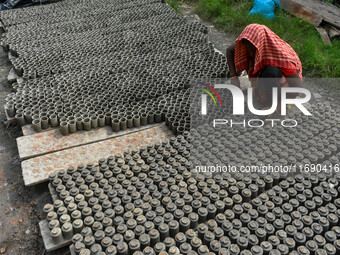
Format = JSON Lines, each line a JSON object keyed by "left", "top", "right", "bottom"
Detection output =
{"left": 112, "top": 119, "right": 120, "bottom": 132}
{"left": 69, "top": 120, "right": 77, "bottom": 133}
{"left": 83, "top": 118, "right": 91, "bottom": 131}
{"left": 32, "top": 119, "right": 42, "bottom": 132}
{"left": 60, "top": 121, "right": 69, "bottom": 135}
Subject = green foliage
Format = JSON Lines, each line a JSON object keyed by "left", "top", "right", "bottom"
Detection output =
{"left": 191, "top": 0, "right": 340, "bottom": 78}
{"left": 167, "top": 0, "right": 180, "bottom": 13}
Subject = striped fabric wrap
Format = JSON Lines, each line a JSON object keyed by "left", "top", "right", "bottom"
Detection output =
{"left": 235, "top": 24, "right": 302, "bottom": 79}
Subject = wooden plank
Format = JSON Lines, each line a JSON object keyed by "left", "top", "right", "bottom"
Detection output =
{"left": 299, "top": 0, "right": 340, "bottom": 29}
{"left": 279, "top": 0, "right": 322, "bottom": 26}
{"left": 39, "top": 220, "right": 72, "bottom": 252}
{"left": 17, "top": 123, "right": 162, "bottom": 160}
{"left": 280, "top": 0, "right": 340, "bottom": 29}
{"left": 22, "top": 125, "right": 173, "bottom": 186}
{"left": 329, "top": 26, "right": 340, "bottom": 40}
{"left": 315, "top": 26, "right": 332, "bottom": 45}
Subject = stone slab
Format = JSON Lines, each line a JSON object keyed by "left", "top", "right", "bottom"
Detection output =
{"left": 17, "top": 123, "right": 162, "bottom": 160}
{"left": 39, "top": 220, "right": 72, "bottom": 252}
{"left": 22, "top": 125, "right": 173, "bottom": 186}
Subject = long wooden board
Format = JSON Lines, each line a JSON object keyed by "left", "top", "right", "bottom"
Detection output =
{"left": 280, "top": 0, "right": 340, "bottom": 29}
{"left": 301, "top": 0, "right": 340, "bottom": 29}
{"left": 315, "top": 26, "right": 332, "bottom": 45}
{"left": 280, "top": 0, "right": 322, "bottom": 26}
{"left": 22, "top": 125, "right": 172, "bottom": 186}
{"left": 17, "top": 123, "right": 162, "bottom": 160}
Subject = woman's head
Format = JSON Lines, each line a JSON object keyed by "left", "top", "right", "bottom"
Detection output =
{"left": 242, "top": 38, "right": 256, "bottom": 57}
{"left": 235, "top": 24, "right": 302, "bottom": 79}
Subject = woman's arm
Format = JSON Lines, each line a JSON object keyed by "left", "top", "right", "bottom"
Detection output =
{"left": 227, "top": 43, "right": 240, "bottom": 87}
{"left": 286, "top": 71, "right": 302, "bottom": 98}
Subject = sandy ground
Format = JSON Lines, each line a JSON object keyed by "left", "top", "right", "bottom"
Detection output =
{"left": 0, "top": 3, "right": 338, "bottom": 255}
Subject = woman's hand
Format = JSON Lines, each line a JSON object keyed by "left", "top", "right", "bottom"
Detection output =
{"left": 260, "top": 104, "right": 281, "bottom": 118}
{"left": 230, "top": 76, "right": 240, "bottom": 87}
{"left": 227, "top": 43, "right": 241, "bottom": 88}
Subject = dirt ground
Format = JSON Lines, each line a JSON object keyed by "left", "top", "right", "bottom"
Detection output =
{"left": 0, "top": 57, "right": 40, "bottom": 253}
{"left": 0, "top": 32, "right": 66, "bottom": 254}
{"left": 0, "top": 3, "right": 338, "bottom": 255}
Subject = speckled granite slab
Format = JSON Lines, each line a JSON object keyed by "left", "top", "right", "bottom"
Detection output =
{"left": 22, "top": 125, "right": 172, "bottom": 186}
{"left": 21, "top": 124, "right": 52, "bottom": 136}
{"left": 17, "top": 124, "right": 162, "bottom": 160}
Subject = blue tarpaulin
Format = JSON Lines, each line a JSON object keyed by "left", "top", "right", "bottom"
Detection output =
{"left": 249, "top": 0, "right": 282, "bottom": 20}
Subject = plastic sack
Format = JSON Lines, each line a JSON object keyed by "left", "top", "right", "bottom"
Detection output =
{"left": 249, "top": 0, "right": 281, "bottom": 20}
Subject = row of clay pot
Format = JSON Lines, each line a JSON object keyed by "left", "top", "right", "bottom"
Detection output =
{"left": 2, "top": 0, "right": 228, "bottom": 135}
{"left": 43, "top": 129, "right": 340, "bottom": 253}
{"left": 1, "top": 0, "right": 163, "bottom": 27}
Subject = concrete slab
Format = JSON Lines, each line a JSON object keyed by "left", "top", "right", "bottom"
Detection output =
{"left": 17, "top": 123, "right": 162, "bottom": 160}
{"left": 22, "top": 125, "right": 172, "bottom": 186}
{"left": 39, "top": 220, "right": 72, "bottom": 252}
